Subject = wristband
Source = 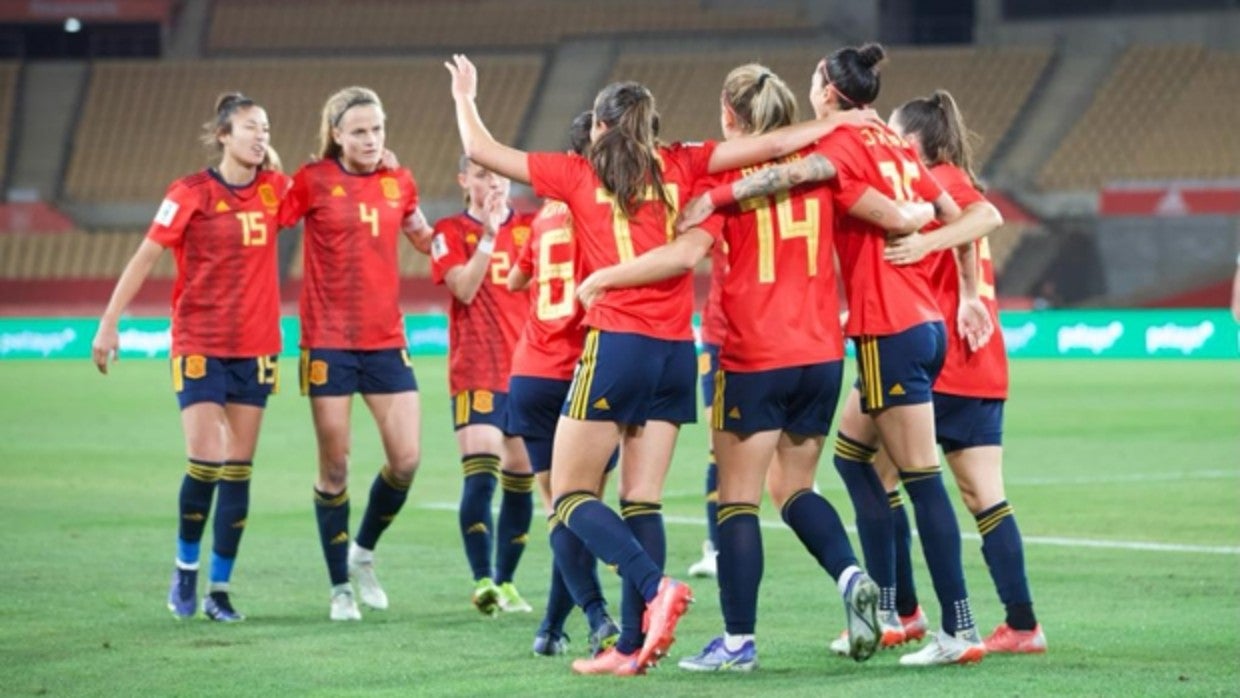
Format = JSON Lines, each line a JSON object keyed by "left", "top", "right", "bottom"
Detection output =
{"left": 708, "top": 182, "right": 736, "bottom": 208}
{"left": 476, "top": 236, "right": 495, "bottom": 256}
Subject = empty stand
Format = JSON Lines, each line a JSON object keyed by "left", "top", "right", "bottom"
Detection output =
{"left": 207, "top": 0, "right": 807, "bottom": 53}
{"left": 63, "top": 55, "right": 543, "bottom": 202}
{"left": 1039, "top": 45, "right": 1240, "bottom": 190}
{"left": 0, "top": 231, "right": 175, "bottom": 279}
{"left": 609, "top": 45, "right": 1051, "bottom": 171}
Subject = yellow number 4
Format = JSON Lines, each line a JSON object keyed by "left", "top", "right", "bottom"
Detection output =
{"left": 359, "top": 204, "right": 380, "bottom": 237}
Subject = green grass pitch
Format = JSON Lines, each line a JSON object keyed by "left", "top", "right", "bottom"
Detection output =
{"left": 0, "top": 358, "right": 1236, "bottom": 696}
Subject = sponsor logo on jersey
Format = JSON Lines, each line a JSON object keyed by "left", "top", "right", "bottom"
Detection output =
{"left": 593, "top": 397, "right": 611, "bottom": 411}
{"left": 331, "top": 185, "right": 346, "bottom": 197}
{"left": 1057, "top": 322, "right": 1123, "bottom": 354}
{"left": 1145, "top": 321, "right": 1214, "bottom": 355}
{"left": 888, "top": 383, "right": 906, "bottom": 396}
{"left": 154, "top": 198, "right": 179, "bottom": 226}
{"left": 727, "top": 406, "right": 741, "bottom": 419}
{"left": 214, "top": 200, "right": 231, "bottom": 213}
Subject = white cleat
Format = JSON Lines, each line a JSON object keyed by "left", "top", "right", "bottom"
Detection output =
{"left": 348, "top": 543, "right": 389, "bottom": 610}
{"left": 899, "top": 628, "right": 986, "bottom": 666}
{"left": 688, "top": 540, "right": 718, "bottom": 578}
{"left": 330, "top": 586, "right": 362, "bottom": 621}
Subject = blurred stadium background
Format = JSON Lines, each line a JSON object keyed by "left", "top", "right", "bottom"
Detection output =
{"left": 0, "top": 0, "right": 1236, "bottom": 323}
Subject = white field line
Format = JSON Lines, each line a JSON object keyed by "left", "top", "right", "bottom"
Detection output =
{"left": 415, "top": 502, "right": 1240, "bottom": 556}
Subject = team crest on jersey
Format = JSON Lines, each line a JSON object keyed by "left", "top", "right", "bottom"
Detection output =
{"left": 512, "top": 225, "right": 530, "bottom": 247}
{"left": 153, "top": 198, "right": 179, "bottom": 226}
{"left": 258, "top": 183, "right": 278, "bottom": 208}
{"left": 380, "top": 177, "right": 400, "bottom": 200}
{"left": 466, "top": 233, "right": 478, "bottom": 245}
{"left": 430, "top": 233, "right": 448, "bottom": 261}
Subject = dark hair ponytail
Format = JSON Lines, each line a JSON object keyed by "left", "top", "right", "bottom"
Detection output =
{"left": 568, "top": 110, "right": 592, "bottom": 156}
{"left": 894, "top": 89, "right": 983, "bottom": 190}
{"left": 823, "top": 42, "right": 886, "bottom": 110}
{"left": 201, "top": 92, "right": 255, "bottom": 150}
{"left": 588, "top": 82, "right": 673, "bottom": 219}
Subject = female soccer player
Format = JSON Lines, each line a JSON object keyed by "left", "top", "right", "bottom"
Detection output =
{"left": 687, "top": 248, "right": 726, "bottom": 580}
{"left": 679, "top": 44, "right": 1000, "bottom": 666}
{"left": 447, "top": 52, "right": 879, "bottom": 674}
{"left": 278, "top": 86, "right": 433, "bottom": 621}
{"left": 878, "top": 90, "right": 1043, "bottom": 654}
{"left": 431, "top": 158, "right": 536, "bottom": 616}
{"left": 93, "top": 93, "right": 287, "bottom": 623}
{"left": 576, "top": 64, "right": 931, "bottom": 671}
{"left": 506, "top": 111, "right": 619, "bottom": 657}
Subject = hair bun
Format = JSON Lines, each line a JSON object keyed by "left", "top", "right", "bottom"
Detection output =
{"left": 856, "top": 43, "right": 887, "bottom": 70}
{"left": 215, "top": 92, "right": 245, "bottom": 115}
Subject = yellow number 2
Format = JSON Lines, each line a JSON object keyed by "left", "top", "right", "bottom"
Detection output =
{"left": 235, "top": 211, "right": 268, "bottom": 247}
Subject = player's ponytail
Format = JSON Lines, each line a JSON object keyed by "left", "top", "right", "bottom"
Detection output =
{"left": 568, "top": 110, "right": 592, "bottom": 156}
{"left": 822, "top": 42, "right": 886, "bottom": 110}
{"left": 894, "top": 89, "right": 983, "bottom": 190}
{"left": 261, "top": 144, "right": 284, "bottom": 173}
{"left": 319, "top": 86, "right": 383, "bottom": 161}
{"left": 722, "top": 64, "right": 797, "bottom": 136}
{"left": 201, "top": 91, "right": 256, "bottom": 151}
{"left": 588, "top": 81, "right": 673, "bottom": 219}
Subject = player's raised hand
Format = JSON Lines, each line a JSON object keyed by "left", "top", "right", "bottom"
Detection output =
{"left": 676, "top": 193, "right": 714, "bottom": 233}
{"left": 957, "top": 296, "right": 993, "bottom": 352}
{"left": 481, "top": 189, "right": 506, "bottom": 234}
{"left": 445, "top": 54, "right": 478, "bottom": 102}
{"left": 91, "top": 322, "right": 120, "bottom": 375}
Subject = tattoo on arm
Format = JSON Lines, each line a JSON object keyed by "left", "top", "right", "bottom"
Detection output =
{"left": 730, "top": 154, "right": 837, "bottom": 202}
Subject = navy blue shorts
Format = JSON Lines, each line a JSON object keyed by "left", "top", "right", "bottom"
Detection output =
{"left": 699, "top": 343, "right": 721, "bottom": 409}
{"left": 563, "top": 329, "right": 697, "bottom": 426}
{"left": 173, "top": 354, "right": 277, "bottom": 410}
{"left": 300, "top": 348, "right": 417, "bottom": 397}
{"left": 713, "top": 361, "right": 844, "bottom": 435}
{"left": 510, "top": 374, "right": 618, "bottom": 474}
{"left": 451, "top": 390, "right": 510, "bottom": 432}
{"left": 933, "top": 392, "right": 1005, "bottom": 453}
{"left": 854, "top": 321, "right": 946, "bottom": 414}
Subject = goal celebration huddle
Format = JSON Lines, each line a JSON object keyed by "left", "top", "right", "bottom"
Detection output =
{"left": 90, "top": 42, "right": 1044, "bottom": 677}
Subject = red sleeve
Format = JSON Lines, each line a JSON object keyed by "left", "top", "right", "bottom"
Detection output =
{"left": 932, "top": 164, "right": 985, "bottom": 209}
{"left": 515, "top": 229, "right": 535, "bottom": 276}
{"left": 402, "top": 168, "right": 420, "bottom": 217}
{"left": 818, "top": 134, "right": 870, "bottom": 211}
{"left": 690, "top": 171, "right": 726, "bottom": 243}
{"left": 528, "top": 152, "right": 583, "bottom": 201}
{"left": 146, "top": 179, "right": 199, "bottom": 248}
{"left": 912, "top": 158, "right": 944, "bottom": 204}
{"left": 430, "top": 217, "right": 470, "bottom": 285}
{"left": 277, "top": 166, "right": 311, "bottom": 229}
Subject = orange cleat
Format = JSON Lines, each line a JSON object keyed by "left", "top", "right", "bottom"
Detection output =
{"left": 983, "top": 623, "right": 1047, "bottom": 654}
{"left": 571, "top": 647, "right": 643, "bottom": 675}
{"left": 900, "top": 606, "right": 929, "bottom": 642}
{"left": 635, "top": 577, "right": 694, "bottom": 671}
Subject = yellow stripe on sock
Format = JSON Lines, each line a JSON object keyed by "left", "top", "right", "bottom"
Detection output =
{"left": 501, "top": 471, "right": 535, "bottom": 493}
{"left": 186, "top": 461, "right": 221, "bottom": 483}
{"left": 716, "top": 503, "right": 760, "bottom": 525}
{"left": 462, "top": 456, "right": 500, "bottom": 478}
{"left": 380, "top": 464, "right": 412, "bottom": 491}
{"left": 887, "top": 491, "right": 905, "bottom": 509}
{"left": 554, "top": 492, "right": 595, "bottom": 525}
{"left": 314, "top": 489, "right": 349, "bottom": 507}
{"left": 219, "top": 464, "right": 252, "bottom": 482}
{"left": 976, "top": 504, "right": 1014, "bottom": 535}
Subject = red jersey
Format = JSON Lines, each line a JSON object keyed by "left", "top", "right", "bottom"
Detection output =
{"left": 279, "top": 159, "right": 419, "bottom": 350}
{"left": 699, "top": 241, "right": 727, "bottom": 347}
{"left": 147, "top": 169, "right": 288, "bottom": 357}
{"left": 922, "top": 163, "right": 1008, "bottom": 399}
{"left": 431, "top": 208, "right": 533, "bottom": 393}
{"left": 699, "top": 147, "right": 845, "bottom": 371}
{"left": 821, "top": 124, "right": 944, "bottom": 337}
{"left": 509, "top": 200, "right": 588, "bottom": 381}
{"left": 527, "top": 142, "right": 717, "bottom": 341}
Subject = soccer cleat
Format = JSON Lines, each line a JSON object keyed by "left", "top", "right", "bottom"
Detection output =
{"left": 842, "top": 572, "right": 881, "bottom": 662}
{"left": 532, "top": 631, "right": 569, "bottom": 656}
{"left": 983, "top": 623, "right": 1047, "bottom": 654}
{"left": 687, "top": 540, "right": 718, "bottom": 578}
{"left": 571, "top": 647, "right": 642, "bottom": 675}
{"left": 203, "top": 591, "right": 245, "bottom": 622}
{"left": 899, "top": 627, "right": 986, "bottom": 666}
{"left": 472, "top": 577, "right": 500, "bottom": 616}
{"left": 635, "top": 577, "right": 694, "bottom": 670}
{"left": 497, "top": 582, "right": 533, "bottom": 613}
{"left": 330, "top": 586, "right": 362, "bottom": 621}
{"left": 677, "top": 636, "right": 758, "bottom": 672}
{"left": 901, "top": 606, "right": 929, "bottom": 642}
{"left": 348, "top": 544, "right": 388, "bottom": 610}
{"left": 167, "top": 567, "right": 198, "bottom": 619}
{"left": 829, "top": 609, "right": 905, "bottom": 656}
{"left": 588, "top": 616, "right": 621, "bottom": 657}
